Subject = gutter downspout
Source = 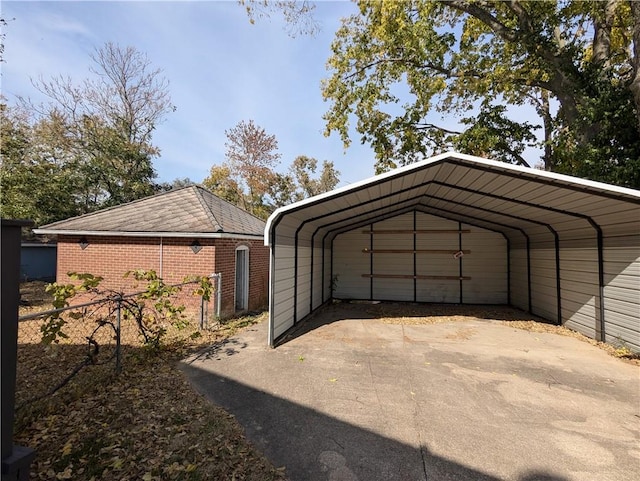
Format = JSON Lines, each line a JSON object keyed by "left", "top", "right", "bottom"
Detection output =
{"left": 159, "top": 237, "right": 164, "bottom": 278}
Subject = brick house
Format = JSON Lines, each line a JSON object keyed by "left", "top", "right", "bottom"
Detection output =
{"left": 34, "top": 186, "right": 268, "bottom": 318}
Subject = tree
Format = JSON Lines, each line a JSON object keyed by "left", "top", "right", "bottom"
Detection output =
{"left": 0, "top": 103, "right": 80, "bottom": 226}
{"left": 25, "top": 42, "right": 174, "bottom": 209}
{"left": 223, "top": 119, "right": 281, "bottom": 216}
{"left": 290, "top": 155, "right": 339, "bottom": 198}
{"left": 203, "top": 121, "right": 341, "bottom": 216}
{"left": 154, "top": 177, "right": 195, "bottom": 192}
{"left": 322, "top": 0, "right": 640, "bottom": 187}
{"left": 202, "top": 165, "right": 243, "bottom": 205}
{"left": 267, "top": 156, "right": 340, "bottom": 208}
{"left": 239, "top": 0, "right": 319, "bottom": 37}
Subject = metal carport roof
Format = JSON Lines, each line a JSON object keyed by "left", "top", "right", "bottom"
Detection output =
{"left": 265, "top": 152, "right": 640, "bottom": 349}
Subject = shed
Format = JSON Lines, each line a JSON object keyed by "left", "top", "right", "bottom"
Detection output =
{"left": 265, "top": 152, "right": 640, "bottom": 351}
{"left": 35, "top": 185, "right": 269, "bottom": 317}
{"left": 20, "top": 239, "right": 57, "bottom": 281}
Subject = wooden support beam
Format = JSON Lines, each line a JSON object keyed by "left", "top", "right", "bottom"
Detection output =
{"left": 362, "top": 229, "right": 470, "bottom": 235}
{"left": 362, "top": 249, "right": 471, "bottom": 254}
{"left": 361, "top": 274, "right": 471, "bottom": 280}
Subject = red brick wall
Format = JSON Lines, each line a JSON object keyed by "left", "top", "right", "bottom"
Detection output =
{"left": 213, "top": 239, "right": 269, "bottom": 316}
{"left": 56, "top": 235, "right": 269, "bottom": 318}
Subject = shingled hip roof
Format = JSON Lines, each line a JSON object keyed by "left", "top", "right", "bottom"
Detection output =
{"left": 34, "top": 185, "right": 265, "bottom": 238}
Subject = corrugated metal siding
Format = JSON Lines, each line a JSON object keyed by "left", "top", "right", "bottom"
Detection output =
{"left": 529, "top": 249, "right": 558, "bottom": 321}
{"left": 310, "top": 244, "right": 323, "bottom": 310}
{"left": 372, "top": 213, "right": 414, "bottom": 301}
{"left": 415, "top": 213, "right": 459, "bottom": 303}
{"left": 509, "top": 249, "right": 528, "bottom": 311}
{"left": 332, "top": 212, "right": 507, "bottom": 304}
{"left": 266, "top": 153, "right": 640, "bottom": 349}
{"left": 323, "top": 245, "right": 332, "bottom": 303}
{"left": 333, "top": 230, "right": 371, "bottom": 299}
{"left": 560, "top": 247, "right": 599, "bottom": 340}
{"left": 271, "top": 240, "right": 296, "bottom": 339}
{"left": 295, "top": 245, "right": 311, "bottom": 322}
{"left": 602, "top": 238, "right": 640, "bottom": 351}
{"left": 463, "top": 226, "right": 507, "bottom": 304}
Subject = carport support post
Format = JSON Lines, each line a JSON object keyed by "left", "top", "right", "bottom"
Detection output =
{"left": 1, "top": 219, "right": 36, "bottom": 481}
{"left": 596, "top": 229, "right": 606, "bottom": 341}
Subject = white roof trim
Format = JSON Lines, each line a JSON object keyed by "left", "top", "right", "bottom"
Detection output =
{"left": 264, "top": 150, "right": 640, "bottom": 245}
{"left": 33, "top": 229, "right": 264, "bottom": 240}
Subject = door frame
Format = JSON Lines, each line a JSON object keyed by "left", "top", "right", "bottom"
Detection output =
{"left": 235, "top": 245, "right": 249, "bottom": 311}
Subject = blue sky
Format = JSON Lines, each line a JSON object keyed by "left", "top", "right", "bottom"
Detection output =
{"left": 2, "top": 1, "right": 541, "bottom": 186}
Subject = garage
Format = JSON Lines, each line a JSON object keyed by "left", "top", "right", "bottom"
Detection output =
{"left": 264, "top": 152, "right": 640, "bottom": 351}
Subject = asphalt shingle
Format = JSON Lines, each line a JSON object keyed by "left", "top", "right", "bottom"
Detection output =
{"left": 38, "top": 186, "right": 265, "bottom": 236}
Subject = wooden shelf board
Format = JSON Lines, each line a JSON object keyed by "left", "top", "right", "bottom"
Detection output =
{"left": 362, "top": 249, "right": 471, "bottom": 254}
{"left": 362, "top": 229, "right": 470, "bottom": 235}
{"left": 361, "top": 274, "right": 471, "bottom": 280}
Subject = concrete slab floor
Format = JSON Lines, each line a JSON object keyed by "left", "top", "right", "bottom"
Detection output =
{"left": 181, "top": 304, "right": 640, "bottom": 481}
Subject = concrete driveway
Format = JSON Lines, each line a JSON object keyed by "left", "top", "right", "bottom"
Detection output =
{"left": 181, "top": 303, "right": 640, "bottom": 481}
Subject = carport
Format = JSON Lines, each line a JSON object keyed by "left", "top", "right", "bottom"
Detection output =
{"left": 264, "top": 152, "right": 640, "bottom": 351}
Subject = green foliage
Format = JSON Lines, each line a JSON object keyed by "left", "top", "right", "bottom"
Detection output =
{"left": 454, "top": 103, "right": 539, "bottom": 166}
{"left": 39, "top": 270, "right": 212, "bottom": 351}
{"left": 322, "top": 0, "right": 640, "bottom": 186}
{"left": 185, "top": 275, "right": 214, "bottom": 302}
{"left": 41, "top": 273, "right": 104, "bottom": 345}
{"left": 124, "top": 270, "right": 187, "bottom": 349}
{"left": 268, "top": 155, "right": 340, "bottom": 208}
{"left": 0, "top": 106, "right": 81, "bottom": 225}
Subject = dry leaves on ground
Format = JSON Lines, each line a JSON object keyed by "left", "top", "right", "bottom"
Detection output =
{"left": 16, "top": 282, "right": 285, "bottom": 481}
{"left": 334, "top": 301, "right": 639, "bottom": 365}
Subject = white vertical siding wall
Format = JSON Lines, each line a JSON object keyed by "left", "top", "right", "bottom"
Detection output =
{"left": 463, "top": 226, "right": 507, "bottom": 304}
{"left": 529, "top": 248, "right": 558, "bottom": 322}
{"left": 602, "top": 235, "right": 640, "bottom": 351}
{"left": 333, "top": 212, "right": 507, "bottom": 304}
{"left": 323, "top": 245, "right": 332, "bottom": 303}
{"left": 415, "top": 213, "right": 459, "bottom": 303}
{"left": 559, "top": 246, "right": 599, "bottom": 340}
{"left": 295, "top": 242, "right": 311, "bottom": 322}
{"left": 372, "top": 213, "right": 414, "bottom": 301}
{"left": 509, "top": 248, "right": 529, "bottom": 312}
{"left": 310, "top": 243, "right": 323, "bottom": 310}
{"left": 271, "top": 239, "right": 296, "bottom": 339}
{"left": 333, "top": 230, "right": 371, "bottom": 299}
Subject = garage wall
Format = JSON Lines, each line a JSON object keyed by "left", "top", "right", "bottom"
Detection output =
{"left": 602, "top": 235, "right": 640, "bottom": 352}
{"left": 556, "top": 244, "right": 598, "bottom": 340}
{"left": 529, "top": 248, "right": 558, "bottom": 322}
{"left": 333, "top": 212, "right": 507, "bottom": 304}
{"left": 462, "top": 227, "right": 508, "bottom": 304}
{"left": 415, "top": 214, "right": 459, "bottom": 303}
{"left": 333, "top": 229, "right": 371, "bottom": 300}
{"left": 509, "top": 248, "right": 529, "bottom": 312}
{"left": 372, "top": 213, "right": 414, "bottom": 301}
{"left": 271, "top": 237, "right": 296, "bottom": 340}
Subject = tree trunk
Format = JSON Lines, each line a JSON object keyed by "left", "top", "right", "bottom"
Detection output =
{"left": 539, "top": 91, "right": 554, "bottom": 171}
{"left": 592, "top": 0, "right": 617, "bottom": 66}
